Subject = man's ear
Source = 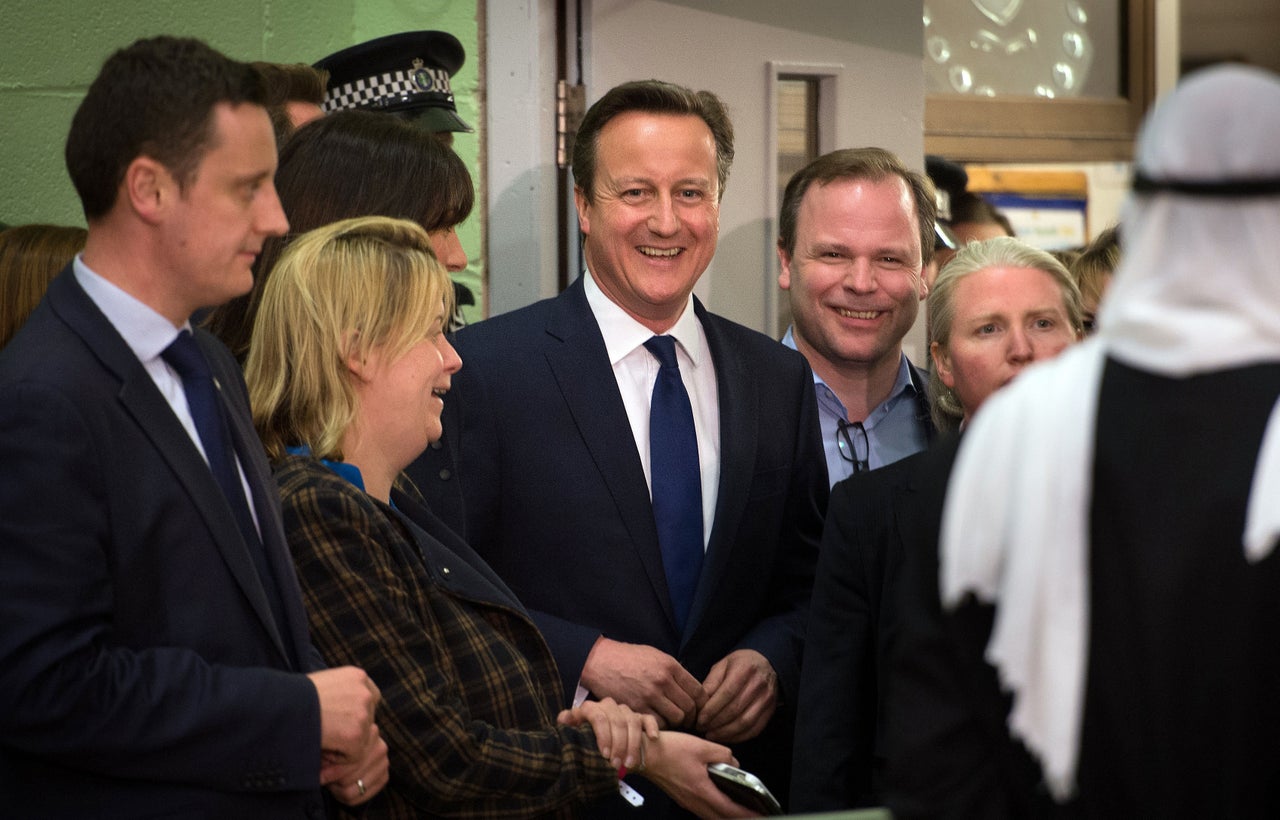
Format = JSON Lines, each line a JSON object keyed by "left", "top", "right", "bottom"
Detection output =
{"left": 930, "top": 340, "right": 955, "bottom": 389}
{"left": 573, "top": 186, "right": 591, "bottom": 236}
{"left": 776, "top": 243, "right": 793, "bottom": 290}
{"left": 123, "top": 156, "right": 174, "bottom": 225}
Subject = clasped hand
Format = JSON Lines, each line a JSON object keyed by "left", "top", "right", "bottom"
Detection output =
{"left": 581, "top": 639, "right": 777, "bottom": 742}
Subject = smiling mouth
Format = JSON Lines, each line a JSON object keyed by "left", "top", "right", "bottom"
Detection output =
{"left": 835, "top": 308, "right": 881, "bottom": 320}
{"left": 431, "top": 388, "right": 449, "bottom": 399}
{"left": 638, "top": 246, "right": 681, "bottom": 258}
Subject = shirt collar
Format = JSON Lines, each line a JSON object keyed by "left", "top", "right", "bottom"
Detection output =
{"left": 74, "top": 254, "right": 187, "bottom": 363}
{"left": 783, "top": 323, "right": 921, "bottom": 407}
{"left": 889, "top": 351, "right": 922, "bottom": 401}
{"left": 285, "top": 444, "right": 367, "bottom": 492}
{"left": 583, "top": 269, "right": 705, "bottom": 367}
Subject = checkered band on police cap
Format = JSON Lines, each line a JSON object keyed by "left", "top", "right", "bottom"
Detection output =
{"left": 323, "top": 65, "right": 453, "bottom": 114}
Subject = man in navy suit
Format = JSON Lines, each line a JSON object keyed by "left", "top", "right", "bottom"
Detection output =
{"left": 409, "top": 80, "right": 826, "bottom": 812}
{"left": 0, "top": 36, "right": 387, "bottom": 817}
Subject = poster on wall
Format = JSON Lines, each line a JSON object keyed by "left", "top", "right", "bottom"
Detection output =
{"left": 984, "top": 193, "right": 1088, "bottom": 251}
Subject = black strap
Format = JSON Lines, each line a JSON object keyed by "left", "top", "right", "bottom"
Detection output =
{"left": 1132, "top": 172, "right": 1280, "bottom": 197}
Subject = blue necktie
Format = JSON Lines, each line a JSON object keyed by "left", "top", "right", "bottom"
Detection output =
{"left": 162, "top": 331, "right": 290, "bottom": 648}
{"left": 644, "top": 335, "right": 704, "bottom": 634}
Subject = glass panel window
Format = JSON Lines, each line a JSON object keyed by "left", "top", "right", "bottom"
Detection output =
{"left": 924, "top": 0, "right": 1122, "bottom": 99}
{"left": 776, "top": 76, "right": 819, "bottom": 207}
{"left": 775, "top": 75, "right": 820, "bottom": 336}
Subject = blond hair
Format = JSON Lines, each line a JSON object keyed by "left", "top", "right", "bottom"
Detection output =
{"left": 1071, "top": 225, "right": 1121, "bottom": 310}
{"left": 928, "top": 236, "right": 1083, "bottom": 433}
{"left": 246, "top": 216, "right": 454, "bottom": 460}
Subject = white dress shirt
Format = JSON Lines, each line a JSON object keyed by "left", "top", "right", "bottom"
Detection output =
{"left": 582, "top": 270, "right": 720, "bottom": 549}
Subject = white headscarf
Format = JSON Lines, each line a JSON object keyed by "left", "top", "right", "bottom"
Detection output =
{"left": 939, "top": 64, "right": 1280, "bottom": 801}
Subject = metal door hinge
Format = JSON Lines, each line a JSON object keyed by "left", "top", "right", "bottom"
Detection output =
{"left": 557, "top": 80, "right": 587, "bottom": 169}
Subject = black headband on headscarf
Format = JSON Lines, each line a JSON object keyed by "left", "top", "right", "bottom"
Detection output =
{"left": 1132, "top": 172, "right": 1280, "bottom": 197}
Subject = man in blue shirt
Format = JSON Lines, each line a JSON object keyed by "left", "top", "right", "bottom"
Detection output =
{"left": 778, "top": 147, "right": 936, "bottom": 486}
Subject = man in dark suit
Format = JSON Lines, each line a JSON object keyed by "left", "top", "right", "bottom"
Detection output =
{"left": 792, "top": 237, "right": 1084, "bottom": 811}
{"left": 776, "top": 148, "right": 937, "bottom": 488}
{"left": 790, "top": 452, "right": 927, "bottom": 811}
{"left": 0, "top": 36, "right": 386, "bottom": 817}
{"left": 408, "top": 79, "right": 826, "bottom": 811}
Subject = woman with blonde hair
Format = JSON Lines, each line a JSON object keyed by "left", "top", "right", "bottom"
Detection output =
{"left": 927, "top": 236, "right": 1084, "bottom": 434}
{"left": 247, "top": 215, "right": 753, "bottom": 819}
{"left": 1070, "top": 226, "right": 1121, "bottom": 335}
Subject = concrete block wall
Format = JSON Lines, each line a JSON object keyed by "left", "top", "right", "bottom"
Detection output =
{"left": 0, "top": 0, "right": 483, "bottom": 319}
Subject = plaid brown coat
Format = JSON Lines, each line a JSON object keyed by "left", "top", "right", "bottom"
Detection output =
{"left": 274, "top": 455, "right": 617, "bottom": 818}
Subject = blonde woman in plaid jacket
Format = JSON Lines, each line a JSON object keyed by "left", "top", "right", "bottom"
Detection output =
{"left": 246, "top": 216, "right": 755, "bottom": 819}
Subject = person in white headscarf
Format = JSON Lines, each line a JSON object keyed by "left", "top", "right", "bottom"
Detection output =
{"left": 885, "top": 64, "right": 1280, "bottom": 819}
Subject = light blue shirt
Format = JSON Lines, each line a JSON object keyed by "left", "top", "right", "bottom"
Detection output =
{"left": 75, "top": 255, "right": 261, "bottom": 529}
{"left": 782, "top": 326, "right": 929, "bottom": 487}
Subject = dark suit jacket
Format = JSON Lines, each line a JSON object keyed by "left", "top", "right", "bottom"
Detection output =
{"left": 275, "top": 454, "right": 618, "bottom": 819}
{"left": 874, "top": 437, "right": 1046, "bottom": 820}
{"left": 0, "top": 268, "right": 325, "bottom": 819}
{"left": 407, "top": 276, "right": 827, "bottom": 805}
{"left": 791, "top": 449, "right": 930, "bottom": 811}
{"left": 909, "top": 362, "right": 935, "bottom": 445}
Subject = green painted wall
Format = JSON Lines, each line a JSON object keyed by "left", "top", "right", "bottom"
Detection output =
{"left": 0, "top": 0, "right": 484, "bottom": 319}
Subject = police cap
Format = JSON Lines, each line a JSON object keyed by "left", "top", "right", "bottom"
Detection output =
{"left": 315, "top": 30, "right": 473, "bottom": 133}
{"left": 926, "top": 154, "right": 968, "bottom": 250}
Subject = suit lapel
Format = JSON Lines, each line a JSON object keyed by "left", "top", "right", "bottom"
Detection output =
{"left": 48, "top": 272, "right": 290, "bottom": 664}
{"left": 894, "top": 446, "right": 950, "bottom": 567}
{"left": 684, "top": 305, "right": 756, "bottom": 640}
{"left": 207, "top": 340, "right": 296, "bottom": 664}
{"left": 909, "top": 361, "right": 936, "bottom": 443}
{"left": 543, "top": 280, "right": 679, "bottom": 629}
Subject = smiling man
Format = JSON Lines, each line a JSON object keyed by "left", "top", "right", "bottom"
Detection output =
{"left": 777, "top": 148, "right": 938, "bottom": 486}
{"left": 410, "top": 79, "right": 826, "bottom": 815}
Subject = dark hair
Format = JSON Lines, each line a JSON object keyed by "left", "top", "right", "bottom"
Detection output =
{"left": 65, "top": 36, "right": 265, "bottom": 220}
{"left": 778, "top": 147, "right": 938, "bottom": 265}
{"left": 204, "top": 109, "right": 474, "bottom": 360}
{"left": 251, "top": 61, "right": 330, "bottom": 145}
{"left": 0, "top": 224, "right": 88, "bottom": 348}
{"left": 950, "top": 191, "right": 1015, "bottom": 237}
{"left": 571, "top": 80, "right": 734, "bottom": 203}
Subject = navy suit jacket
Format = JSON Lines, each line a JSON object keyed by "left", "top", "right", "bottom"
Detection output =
{"left": 791, "top": 450, "right": 931, "bottom": 811}
{"left": 407, "top": 277, "right": 827, "bottom": 798}
{"left": 0, "top": 267, "right": 326, "bottom": 819}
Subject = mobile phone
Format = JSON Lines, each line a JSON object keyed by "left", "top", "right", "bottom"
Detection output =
{"left": 706, "top": 762, "right": 783, "bottom": 816}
